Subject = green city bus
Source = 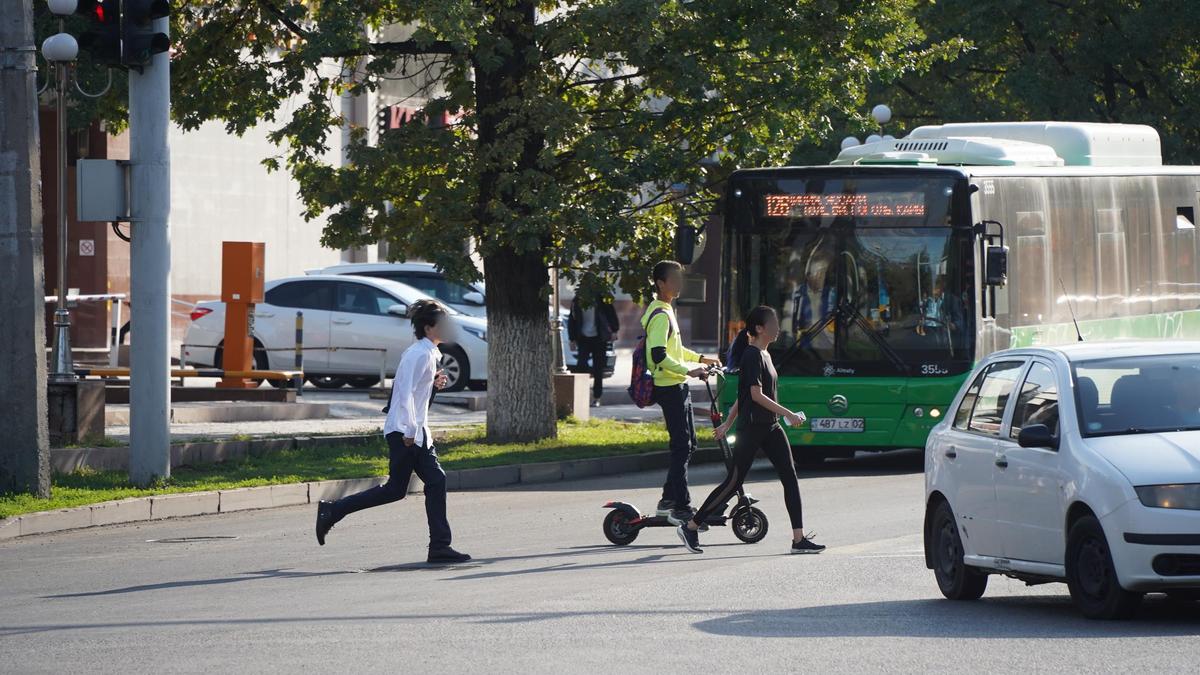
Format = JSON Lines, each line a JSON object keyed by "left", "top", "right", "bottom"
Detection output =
{"left": 718, "top": 122, "right": 1200, "bottom": 461}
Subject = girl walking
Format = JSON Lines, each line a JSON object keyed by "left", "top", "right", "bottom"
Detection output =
{"left": 678, "top": 306, "right": 824, "bottom": 554}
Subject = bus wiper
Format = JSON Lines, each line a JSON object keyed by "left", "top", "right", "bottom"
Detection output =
{"left": 841, "top": 301, "right": 908, "bottom": 374}
{"left": 775, "top": 305, "right": 839, "bottom": 369}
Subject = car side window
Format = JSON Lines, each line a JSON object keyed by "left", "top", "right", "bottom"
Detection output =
{"left": 335, "top": 282, "right": 395, "bottom": 316}
{"left": 953, "top": 371, "right": 986, "bottom": 430}
{"left": 967, "top": 361, "right": 1025, "bottom": 436}
{"left": 1010, "top": 362, "right": 1059, "bottom": 440}
{"left": 264, "top": 281, "right": 333, "bottom": 311}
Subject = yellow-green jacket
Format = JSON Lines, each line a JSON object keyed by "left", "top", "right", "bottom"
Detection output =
{"left": 641, "top": 300, "right": 701, "bottom": 386}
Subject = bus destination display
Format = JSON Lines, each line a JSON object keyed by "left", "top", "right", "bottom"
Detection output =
{"left": 763, "top": 192, "right": 926, "bottom": 218}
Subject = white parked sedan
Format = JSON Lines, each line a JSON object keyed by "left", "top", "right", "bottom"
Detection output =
{"left": 183, "top": 275, "right": 488, "bottom": 392}
{"left": 924, "top": 341, "right": 1200, "bottom": 619}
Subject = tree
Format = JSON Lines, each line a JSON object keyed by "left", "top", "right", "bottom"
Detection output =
{"left": 170, "top": 0, "right": 950, "bottom": 442}
{"left": 884, "top": 0, "right": 1200, "bottom": 163}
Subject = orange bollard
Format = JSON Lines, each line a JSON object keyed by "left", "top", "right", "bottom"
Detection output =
{"left": 216, "top": 242, "right": 265, "bottom": 389}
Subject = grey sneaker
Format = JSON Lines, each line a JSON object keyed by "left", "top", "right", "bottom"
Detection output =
{"left": 667, "top": 506, "right": 695, "bottom": 526}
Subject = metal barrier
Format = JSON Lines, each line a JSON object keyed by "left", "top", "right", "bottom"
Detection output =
{"left": 177, "top": 310, "right": 390, "bottom": 392}
{"left": 74, "top": 366, "right": 304, "bottom": 381}
{"left": 43, "top": 292, "right": 127, "bottom": 367}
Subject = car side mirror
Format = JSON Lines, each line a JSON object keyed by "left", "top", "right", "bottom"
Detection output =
{"left": 1017, "top": 423, "right": 1058, "bottom": 449}
{"left": 462, "top": 291, "right": 484, "bottom": 306}
{"left": 985, "top": 245, "right": 1008, "bottom": 286}
{"left": 386, "top": 303, "right": 408, "bottom": 318}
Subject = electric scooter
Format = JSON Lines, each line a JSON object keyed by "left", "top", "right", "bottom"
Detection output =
{"left": 601, "top": 365, "right": 769, "bottom": 545}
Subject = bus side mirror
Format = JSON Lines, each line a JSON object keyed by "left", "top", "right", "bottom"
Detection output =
{"left": 985, "top": 245, "right": 1008, "bottom": 286}
{"left": 675, "top": 224, "right": 697, "bottom": 265}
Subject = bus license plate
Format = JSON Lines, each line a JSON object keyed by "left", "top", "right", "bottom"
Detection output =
{"left": 810, "top": 418, "right": 865, "bottom": 433}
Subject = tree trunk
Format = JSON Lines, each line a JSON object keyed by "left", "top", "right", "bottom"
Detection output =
{"left": 0, "top": 1, "right": 51, "bottom": 497}
{"left": 483, "top": 247, "right": 557, "bottom": 442}
{"left": 474, "top": 0, "right": 556, "bottom": 442}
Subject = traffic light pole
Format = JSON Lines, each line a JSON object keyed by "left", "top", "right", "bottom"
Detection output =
{"left": 128, "top": 15, "right": 171, "bottom": 485}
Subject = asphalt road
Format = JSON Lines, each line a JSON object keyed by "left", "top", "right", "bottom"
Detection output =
{"left": 2, "top": 451, "right": 1198, "bottom": 673}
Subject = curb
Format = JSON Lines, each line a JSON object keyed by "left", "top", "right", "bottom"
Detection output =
{"left": 0, "top": 447, "right": 723, "bottom": 541}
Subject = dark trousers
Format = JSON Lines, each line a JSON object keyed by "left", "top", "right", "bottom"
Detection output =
{"left": 655, "top": 383, "right": 696, "bottom": 506}
{"left": 693, "top": 423, "right": 804, "bottom": 530}
{"left": 331, "top": 432, "right": 452, "bottom": 548}
{"left": 576, "top": 336, "right": 608, "bottom": 399}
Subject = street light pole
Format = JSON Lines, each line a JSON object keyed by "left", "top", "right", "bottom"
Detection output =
{"left": 48, "top": 32, "right": 75, "bottom": 384}
{"left": 551, "top": 264, "right": 568, "bottom": 374}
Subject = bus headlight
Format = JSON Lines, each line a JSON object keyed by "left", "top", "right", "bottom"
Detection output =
{"left": 913, "top": 407, "right": 924, "bottom": 418}
{"left": 930, "top": 408, "right": 941, "bottom": 418}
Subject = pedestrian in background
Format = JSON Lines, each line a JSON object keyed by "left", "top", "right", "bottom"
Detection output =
{"left": 568, "top": 290, "right": 620, "bottom": 407}
{"left": 314, "top": 299, "right": 471, "bottom": 564}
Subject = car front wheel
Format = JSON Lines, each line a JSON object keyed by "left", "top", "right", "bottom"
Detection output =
{"left": 1065, "top": 515, "right": 1142, "bottom": 620}
{"left": 930, "top": 500, "right": 988, "bottom": 600}
{"left": 437, "top": 345, "right": 470, "bottom": 393}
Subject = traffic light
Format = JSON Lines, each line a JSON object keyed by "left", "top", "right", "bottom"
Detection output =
{"left": 75, "top": 0, "right": 122, "bottom": 67}
{"left": 121, "top": 0, "right": 170, "bottom": 70}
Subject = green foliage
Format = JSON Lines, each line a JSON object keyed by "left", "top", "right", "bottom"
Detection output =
{"left": 882, "top": 0, "right": 1200, "bottom": 164}
{"left": 168, "top": 0, "right": 949, "bottom": 298}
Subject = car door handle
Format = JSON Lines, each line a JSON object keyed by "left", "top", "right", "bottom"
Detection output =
{"left": 995, "top": 454, "right": 1009, "bottom": 468}
{"left": 944, "top": 448, "right": 957, "bottom": 459}
{"left": 332, "top": 318, "right": 352, "bottom": 325}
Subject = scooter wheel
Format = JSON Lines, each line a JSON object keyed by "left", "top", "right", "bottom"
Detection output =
{"left": 731, "top": 506, "right": 769, "bottom": 544}
{"left": 603, "top": 509, "right": 640, "bottom": 546}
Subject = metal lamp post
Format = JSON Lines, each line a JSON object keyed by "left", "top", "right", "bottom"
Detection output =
{"left": 41, "top": 19, "right": 78, "bottom": 384}
{"left": 551, "top": 264, "right": 568, "bottom": 374}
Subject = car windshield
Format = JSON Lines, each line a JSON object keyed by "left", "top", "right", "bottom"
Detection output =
{"left": 1074, "top": 354, "right": 1200, "bottom": 437}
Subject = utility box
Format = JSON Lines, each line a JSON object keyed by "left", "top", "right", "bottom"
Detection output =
{"left": 221, "top": 242, "right": 265, "bottom": 304}
{"left": 76, "top": 159, "right": 128, "bottom": 222}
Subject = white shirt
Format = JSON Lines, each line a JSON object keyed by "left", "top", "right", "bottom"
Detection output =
{"left": 580, "top": 306, "right": 598, "bottom": 338}
{"left": 383, "top": 338, "right": 440, "bottom": 447}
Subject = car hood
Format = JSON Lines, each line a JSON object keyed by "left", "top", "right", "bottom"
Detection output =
{"left": 454, "top": 315, "right": 488, "bottom": 331}
{"left": 1086, "top": 431, "right": 1200, "bottom": 485}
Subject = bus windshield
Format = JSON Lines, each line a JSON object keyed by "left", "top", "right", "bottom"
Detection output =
{"left": 724, "top": 172, "right": 975, "bottom": 377}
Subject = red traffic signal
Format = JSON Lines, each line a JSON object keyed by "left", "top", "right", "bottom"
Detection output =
{"left": 75, "top": 0, "right": 122, "bottom": 67}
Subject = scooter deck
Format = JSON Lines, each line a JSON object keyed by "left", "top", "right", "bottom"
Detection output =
{"left": 628, "top": 514, "right": 729, "bottom": 528}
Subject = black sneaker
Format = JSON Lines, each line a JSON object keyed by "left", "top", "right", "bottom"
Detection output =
{"left": 315, "top": 500, "right": 337, "bottom": 546}
{"left": 676, "top": 525, "right": 703, "bottom": 553}
{"left": 427, "top": 546, "right": 472, "bottom": 563}
{"left": 655, "top": 499, "right": 676, "bottom": 517}
{"left": 667, "top": 506, "right": 695, "bottom": 526}
{"left": 791, "top": 534, "right": 826, "bottom": 554}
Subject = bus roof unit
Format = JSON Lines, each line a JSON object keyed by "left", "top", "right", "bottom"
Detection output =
{"left": 832, "top": 122, "right": 1162, "bottom": 168}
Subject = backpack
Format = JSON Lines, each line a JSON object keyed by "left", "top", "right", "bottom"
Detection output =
{"left": 628, "top": 307, "right": 673, "bottom": 408}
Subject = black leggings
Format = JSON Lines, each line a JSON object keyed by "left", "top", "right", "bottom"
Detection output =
{"left": 693, "top": 423, "right": 804, "bottom": 530}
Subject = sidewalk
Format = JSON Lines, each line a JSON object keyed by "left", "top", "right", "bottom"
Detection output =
{"left": 102, "top": 346, "right": 721, "bottom": 443}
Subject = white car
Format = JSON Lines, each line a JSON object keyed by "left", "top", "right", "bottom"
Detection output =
{"left": 183, "top": 275, "right": 488, "bottom": 392}
{"left": 310, "top": 261, "right": 615, "bottom": 378}
{"left": 924, "top": 341, "right": 1200, "bottom": 619}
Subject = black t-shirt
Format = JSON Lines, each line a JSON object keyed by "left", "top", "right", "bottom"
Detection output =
{"left": 738, "top": 345, "right": 779, "bottom": 429}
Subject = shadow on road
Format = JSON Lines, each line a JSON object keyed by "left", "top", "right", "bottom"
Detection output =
{"left": 693, "top": 596, "right": 1200, "bottom": 639}
{"left": 509, "top": 448, "right": 924, "bottom": 494}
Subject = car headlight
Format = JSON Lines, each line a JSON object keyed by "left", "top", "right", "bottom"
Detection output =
{"left": 462, "top": 325, "right": 487, "bottom": 342}
{"left": 1135, "top": 484, "right": 1200, "bottom": 510}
